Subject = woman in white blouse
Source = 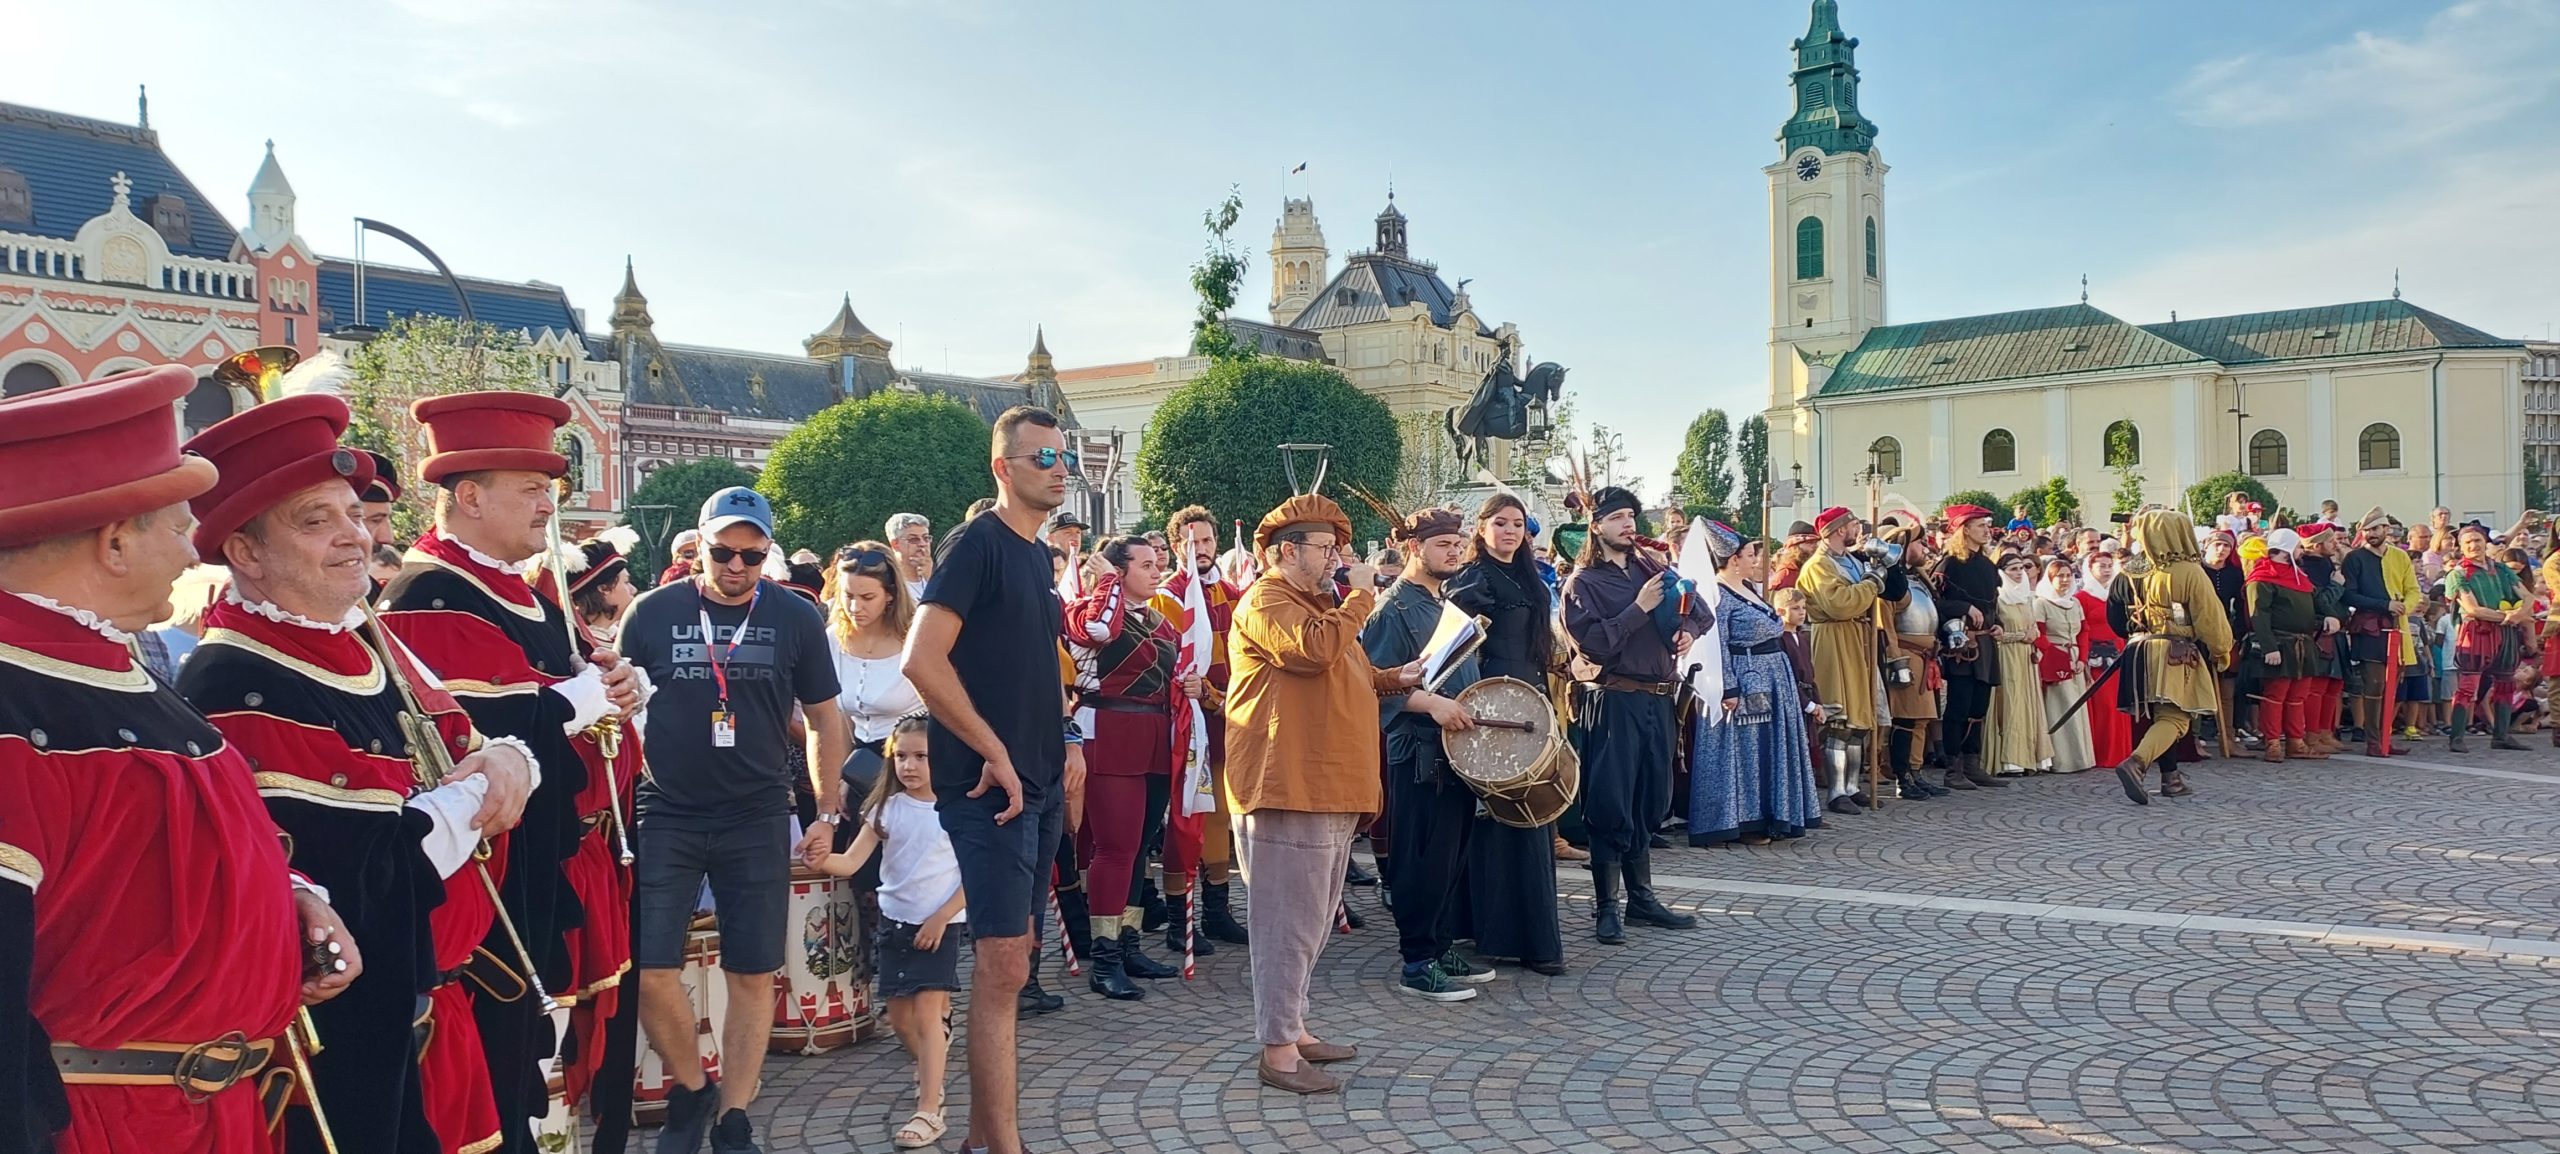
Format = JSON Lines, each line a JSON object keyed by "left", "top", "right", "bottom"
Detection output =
{"left": 829, "top": 541, "right": 924, "bottom": 752}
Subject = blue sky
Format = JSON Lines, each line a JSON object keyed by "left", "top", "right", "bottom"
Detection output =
{"left": 21, "top": 0, "right": 2558, "bottom": 495}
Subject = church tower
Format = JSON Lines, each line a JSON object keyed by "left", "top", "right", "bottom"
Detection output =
{"left": 1268, "top": 198, "right": 1328, "bottom": 321}
{"left": 1765, "top": 0, "right": 1888, "bottom": 511}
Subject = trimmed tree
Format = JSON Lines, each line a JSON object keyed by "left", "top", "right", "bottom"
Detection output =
{"left": 1136, "top": 358, "right": 1401, "bottom": 547}
{"left": 2041, "top": 475, "right": 2083, "bottom": 527}
{"left": 338, "top": 314, "right": 548, "bottom": 542}
{"left": 1671, "top": 409, "right": 1736, "bottom": 517}
{"left": 758, "top": 391, "right": 992, "bottom": 563}
{"left": 2005, "top": 484, "right": 2048, "bottom": 526}
{"left": 623, "top": 457, "right": 757, "bottom": 583}
{"left": 2181, "top": 471, "right": 2278, "bottom": 526}
{"left": 1736, "top": 414, "right": 1769, "bottom": 538}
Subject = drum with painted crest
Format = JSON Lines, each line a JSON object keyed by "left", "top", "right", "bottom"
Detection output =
{"left": 771, "top": 865, "right": 875, "bottom": 1054}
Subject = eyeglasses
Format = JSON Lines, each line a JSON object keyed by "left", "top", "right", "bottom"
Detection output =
{"left": 1003, "top": 447, "right": 1082, "bottom": 472}
{"left": 838, "top": 549, "right": 895, "bottom": 572}
{"left": 708, "top": 545, "right": 770, "bottom": 567}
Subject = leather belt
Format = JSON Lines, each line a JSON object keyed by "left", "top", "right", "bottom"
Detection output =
{"left": 1091, "top": 698, "right": 1167, "bottom": 715}
{"left": 52, "top": 1033, "right": 277, "bottom": 1100}
{"left": 1597, "top": 675, "right": 1676, "bottom": 696}
{"left": 1726, "top": 639, "right": 1783, "bottom": 657}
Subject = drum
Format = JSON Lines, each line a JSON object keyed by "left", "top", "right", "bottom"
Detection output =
{"left": 1483, "top": 739, "right": 1581, "bottom": 829}
{"left": 771, "top": 867, "right": 874, "bottom": 1054}
{"left": 1443, "top": 677, "right": 1557, "bottom": 799}
{"left": 633, "top": 926, "right": 727, "bottom": 1125}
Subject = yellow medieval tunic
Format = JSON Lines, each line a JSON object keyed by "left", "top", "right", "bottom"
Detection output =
{"left": 2382, "top": 546, "right": 2421, "bottom": 668}
{"left": 2121, "top": 511, "right": 2237, "bottom": 738}
{"left": 1984, "top": 594, "right": 2053, "bottom": 772}
{"left": 1796, "top": 547, "right": 1886, "bottom": 731}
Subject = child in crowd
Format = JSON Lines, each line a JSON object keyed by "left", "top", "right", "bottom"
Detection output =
{"left": 818, "top": 714, "right": 966, "bottom": 1149}
{"left": 2432, "top": 594, "right": 2460, "bottom": 733}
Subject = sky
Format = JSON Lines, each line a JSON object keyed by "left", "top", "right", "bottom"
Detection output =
{"left": 19, "top": 0, "right": 2560, "bottom": 497}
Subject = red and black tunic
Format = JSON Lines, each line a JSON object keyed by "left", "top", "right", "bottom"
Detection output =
{"left": 1065, "top": 577, "right": 1189, "bottom": 778}
{"left": 0, "top": 593, "right": 301, "bottom": 1154}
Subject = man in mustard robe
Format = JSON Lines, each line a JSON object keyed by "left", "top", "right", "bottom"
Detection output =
{"left": 1794, "top": 506, "right": 1906, "bottom": 814}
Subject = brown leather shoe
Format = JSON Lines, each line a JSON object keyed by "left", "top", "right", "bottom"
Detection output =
{"left": 2260, "top": 738, "right": 2286, "bottom": 764}
{"left": 1258, "top": 1056, "right": 1342, "bottom": 1094}
{"left": 1296, "top": 1040, "right": 1357, "bottom": 1064}
{"left": 1552, "top": 837, "right": 1589, "bottom": 862}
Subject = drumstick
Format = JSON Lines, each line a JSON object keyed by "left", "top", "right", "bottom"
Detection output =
{"left": 1466, "top": 716, "right": 1538, "bottom": 732}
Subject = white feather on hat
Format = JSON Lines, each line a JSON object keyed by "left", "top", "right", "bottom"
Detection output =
{"left": 270, "top": 350, "right": 353, "bottom": 400}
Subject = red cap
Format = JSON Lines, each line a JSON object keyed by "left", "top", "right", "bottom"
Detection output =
{"left": 359, "top": 451, "right": 402, "bottom": 503}
{"left": 2294, "top": 521, "right": 2335, "bottom": 540}
{"left": 1813, "top": 505, "right": 1855, "bottom": 534}
{"left": 1943, "top": 504, "right": 1993, "bottom": 529}
{"left": 182, "top": 394, "right": 376, "bottom": 559}
{"left": 411, "top": 391, "right": 570, "bottom": 485}
{"left": 0, "top": 364, "right": 218, "bottom": 548}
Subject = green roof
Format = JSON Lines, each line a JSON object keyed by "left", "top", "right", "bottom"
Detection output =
{"left": 1815, "top": 298, "right": 2520, "bottom": 398}
{"left": 1779, "top": 0, "right": 1877, "bottom": 158}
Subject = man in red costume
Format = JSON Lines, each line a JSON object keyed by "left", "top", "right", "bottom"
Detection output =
{"left": 1151, "top": 506, "right": 1249, "bottom": 950}
{"left": 0, "top": 365, "right": 360, "bottom": 1154}
{"left": 176, "top": 394, "right": 538, "bottom": 1154}
{"left": 379, "top": 392, "right": 644, "bottom": 1154}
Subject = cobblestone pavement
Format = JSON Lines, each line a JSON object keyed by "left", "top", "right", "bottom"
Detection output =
{"left": 703, "top": 744, "right": 2560, "bottom": 1153}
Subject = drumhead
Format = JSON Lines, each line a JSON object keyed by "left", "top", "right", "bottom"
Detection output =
{"left": 1443, "top": 676, "right": 1555, "bottom": 794}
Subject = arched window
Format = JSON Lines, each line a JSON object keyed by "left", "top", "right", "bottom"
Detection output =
{"left": 559, "top": 431, "right": 587, "bottom": 493}
{"left": 2103, "top": 420, "right": 2141, "bottom": 468}
{"left": 1981, "top": 428, "right": 2016, "bottom": 474}
{"left": 2249, "top": 429, "right": 2288, "bottom": 477}
{"left": 1864, "top": 216, "right": 1878, "bottom": 278}
{"left": 1, "top": 362, "right": 63, "bottom": 398}
{"left": 1795, "top": 216, "right": 1824, "bottom": 280}
{"left": 1869, "top": 436, "right": 1902, "bottom": 481}
{"left": 2359, "top": 423, "right": 2402, "bottom": 471}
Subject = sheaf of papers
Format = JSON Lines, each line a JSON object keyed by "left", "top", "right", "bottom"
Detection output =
{"left": 1420, "top": 602, "right": 1481, "bottom": 687}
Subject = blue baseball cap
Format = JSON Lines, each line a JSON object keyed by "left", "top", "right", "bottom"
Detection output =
{"left": 700, "top": 486, "right": 774, "bottom": 539}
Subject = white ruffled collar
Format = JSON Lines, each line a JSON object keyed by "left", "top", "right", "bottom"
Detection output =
{"left": 456, "top": 539, "right": 537, "bottom": 576}
{"left": 224, "top": 585, "right": 364, "bottom": 634}
{"left": 11, "top": 592, "right": 136, "bottom": 644}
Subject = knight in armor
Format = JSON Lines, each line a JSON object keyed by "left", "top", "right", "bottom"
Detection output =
{"left": 1793, "top": 506, "right": 1908, "bottom": 815}
{"left": 1361, "top": 507, "right": 1495, "bottom": 1001}
{"left": 2107, "top": 508, "right": 2236, "bottom": 803}
{"left": 1062, "top": 534, "right": 1196, "bottom": 999}
{"left": 174, "top": 394, "right": 539, "bottom": 1154}
{"left": 1561, "top": 487, "right": 1710, "bottom": 945}
{"left": 378, "top": 392, "right": 645, "bottom": 1153}
{"left": 1878, "top": 520, "right": 1950, "bottom": 800}
{"left": 0, "top": 365, "right": 361, "bottom": 1154}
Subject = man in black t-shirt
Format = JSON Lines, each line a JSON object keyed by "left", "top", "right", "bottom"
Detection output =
{"left": 904, "top": 405, "right": 1071, "bottom": 1154}
{"left": 618, "top": 486, "right": 848, "bottom": 1154}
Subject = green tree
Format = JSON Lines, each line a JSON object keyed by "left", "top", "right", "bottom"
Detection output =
{"left": 2041, "top": 475, "right": 2083, "bottom": 527}
{"left": 2527, "top": 448, "right": 2552, "bottom": 512}
{"left": 1735, "top": 414, "right": 1769, "bottom": 538}
{"left": 1136, "top": 358, "right": 1401, "bottom": 546}
{"left": 623, "top": 457, "right": 757, "bottom": 583}
{"left": 2180, "top": 471, "right": 2279, "bottom": 525}
{"left": 1187, "top": 188, "right": 1252, "bottom": 363}
{"left": 1671, "top": 409, "right": 1735, "bottom": 516}
{"left": 1391, "top": 410, "right": 1463, "bottom": 510}
{"left": 758, "top": 391, "right": 992, "bottom": 564}
{"left": 2005, "top": 484, "right": 2048, "bottom": 526}
{"left": 2105, "top": 421, "right": 2147, "bottom": 515}
{"left": 338, "top": 314, "right": 547, "bottom": 541}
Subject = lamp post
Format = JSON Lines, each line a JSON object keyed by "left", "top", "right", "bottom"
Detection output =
{"left": 1853, "top": 443, "right": 1891, "bottom": 524}
{"left": 2228, "top": 378, "right": 2250, "bottom": 476}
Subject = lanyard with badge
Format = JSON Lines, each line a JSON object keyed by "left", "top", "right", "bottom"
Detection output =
{"left": 700, "top": 585, "right": 760, "bottom": 748}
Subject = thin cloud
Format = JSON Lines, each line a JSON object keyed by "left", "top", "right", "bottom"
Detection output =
{"left": 2173, "top": 0, "right": 2560, "bottom": 145}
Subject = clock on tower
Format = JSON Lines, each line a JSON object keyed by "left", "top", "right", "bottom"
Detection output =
{"left": 1796, "top": 155, "right": 1822, "bottom": 181}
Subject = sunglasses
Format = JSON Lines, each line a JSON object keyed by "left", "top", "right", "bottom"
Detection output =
{"left": 838, "top": 549, "right": 895, "bottom": 571}
{"left": 1003, "top": 447, "right": 1082, "bottom": 472}
{"left": 708, "top": 545, "right": 770, "bottom": 567}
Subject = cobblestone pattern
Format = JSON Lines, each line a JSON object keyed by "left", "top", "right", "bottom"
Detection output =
{"left": 703, "top": 748, "right": 2560, "bottom": 1153}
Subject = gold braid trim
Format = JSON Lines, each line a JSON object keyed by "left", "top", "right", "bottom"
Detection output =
{"left": 253, "top": 771, "right": 406, "bottom": 812}
{"left": 401, "top": 549, "right": 548, "bottom": 623}
{"left": 199, "top": 629, "right": 385, "bottom": 695}
{"left": 0, "top": 841, "right": 39, "bottom": 892}
{"left": 0, "top": 638, "right": 154, "bottom": 692}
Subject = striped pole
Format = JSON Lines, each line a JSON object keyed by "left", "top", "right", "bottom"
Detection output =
{"left": 1182, "top": 863, "right": 1201, "bottom": 980}
{"left": 1049, "top": 884, "right": 1080, "bottom": 976}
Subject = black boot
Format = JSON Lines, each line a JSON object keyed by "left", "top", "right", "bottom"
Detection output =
{"left": 2448, "top": 706, "right": 2472, "bottom": 753}
{"left": 1056, "top": 886, "right": 1094, "bottom": 977}
{"left": 1620, "top": 850, "right": 1697, "bottom": 930}
{"left": 1118, "top": 926, "right": 1180, "bottom": 979}
{"left": 1019, "top": 969, "right": 1065, "bottom": 1015}
{"left": 2492, "top": 701, "right": 2527, "bottom": 750}
{"left": 1163, "top": 892, "right": 1209, "bottom": 956}
{"left": 1202, "top": 882, "right": 1249, "bottom": 944}
{"left": 1344, "top": 859, "right": 1379, "bottom": 887}
{"left": 1590, "top": 860, "right": 1626, "bottom": 945}
{"left": 1896, "top": 769, "right": 1936, "bottom": 800}
{"left": 1085, "top": 930, "right": 1143, "bottom": 1001}
{"left": 1341, "top": 900, "right": 1366, "bottom": 930}
{"left": 1139, "top": 875, "right": 1169, "bottom": 932}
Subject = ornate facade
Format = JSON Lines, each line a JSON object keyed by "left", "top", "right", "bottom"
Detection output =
{"left": 1762, "top": 1, "right": 2529, "bottom": 525}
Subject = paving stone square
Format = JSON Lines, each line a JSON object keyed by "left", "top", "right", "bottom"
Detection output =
{"left": 700, "top": 746, "right": 2560, "bottom": 1152}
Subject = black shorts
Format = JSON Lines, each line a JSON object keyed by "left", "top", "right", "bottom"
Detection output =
{"left": 875, "top": 919, "right": 968, "bottom": 999}
{"left": 633, "top": 814, "right": 792, "bottom": 974}
{"left": 936, "top": 786, "right": 1063, "bottom": 940}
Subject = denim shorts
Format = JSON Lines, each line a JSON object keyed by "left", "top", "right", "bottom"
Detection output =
{"left": 875, "top": 919, "right": 968, "bottom": 999}
{"left": 937, "top": 787, "right": 1064, "bottom": 941}
{"left": 633, "top": 814, "right": 791, "bottom": 974}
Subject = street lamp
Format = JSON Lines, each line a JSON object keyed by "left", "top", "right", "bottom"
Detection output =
{"left": 2228, "top": 379, "right": 2250, "bottom": 474}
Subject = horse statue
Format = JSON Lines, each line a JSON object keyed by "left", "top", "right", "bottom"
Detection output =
{"left": 1446, "top": 357, "right": 1567, "bottom": 473}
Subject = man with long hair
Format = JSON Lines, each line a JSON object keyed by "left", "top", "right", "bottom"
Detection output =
{"left": 1932, "top": 505, "right": 2008, "bottom": 789}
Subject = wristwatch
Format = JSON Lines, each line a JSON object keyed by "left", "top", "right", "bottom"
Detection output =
{"left": 815, "top": 812, "right": 843, "bottom": 826}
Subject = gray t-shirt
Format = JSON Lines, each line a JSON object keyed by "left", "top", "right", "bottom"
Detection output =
{"left": 619, "top": 577, "right": 839, "bottom": 827}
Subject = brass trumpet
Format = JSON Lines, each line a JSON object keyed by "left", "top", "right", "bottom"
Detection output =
{"left": 212, "top": 344, "right": 300, "bottom": 408}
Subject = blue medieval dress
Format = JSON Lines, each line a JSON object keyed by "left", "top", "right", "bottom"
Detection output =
{"left": 1688, "top": 585, "right": 1822, "bottom": 844}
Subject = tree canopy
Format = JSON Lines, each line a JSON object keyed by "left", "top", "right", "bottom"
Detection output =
{"left": 758, "top": 391, "right": 992, "bottom": 563}
{"left": 1735, "top": 414, "right": 1769, "bottom": 538}
{"left": 1136, "top": 357, "right": 1402, "bottom": 548}
{"left": 337, "top": 314, "right": 548, "bottom": 542}
{"left": 2181, "top": 472, "right": 2279, "bottom": 526}
{"left": 624, "top": 457, "right": 757, "bottom": 583}
{"left": 1672, "top": 409, "right": 1735, "bottom": 517}
{"left": 1940, "top": 489, "right": 2004, "bottom": 520}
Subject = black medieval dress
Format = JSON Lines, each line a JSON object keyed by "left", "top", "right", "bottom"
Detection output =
{"left": 1447, "top": 554, "right": 1565, "bottom": 967}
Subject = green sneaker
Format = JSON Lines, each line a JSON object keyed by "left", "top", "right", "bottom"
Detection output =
{"left": 1396, "top": 961, "right": 1478, "bottom": 1002}
{"left": 1437, "top": 951, "right": 1496, "bottom": 985}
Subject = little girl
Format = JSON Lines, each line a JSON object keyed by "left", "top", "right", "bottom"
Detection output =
{"left": 818, "top": 715, "right": 964, "bottom": 1149}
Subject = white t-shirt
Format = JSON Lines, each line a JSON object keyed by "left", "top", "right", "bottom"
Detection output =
{"left": 832, "top": 647, "right": 923, "bottom": 745}
{"left": 874, "top": 793, "right": 964, "bottom": 926}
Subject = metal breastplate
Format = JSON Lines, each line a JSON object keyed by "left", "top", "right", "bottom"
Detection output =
{"left": 1895, "top": 583, "right": 1939, "bottom": 638}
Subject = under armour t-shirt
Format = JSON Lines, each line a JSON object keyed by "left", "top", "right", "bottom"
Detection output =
{"left": 619, "top": 576, "right": 839, "bottom": 827}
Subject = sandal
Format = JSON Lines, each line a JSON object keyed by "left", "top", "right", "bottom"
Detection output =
{"left": 895, "top": 1109, "right": 947, "bottom": 1149}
